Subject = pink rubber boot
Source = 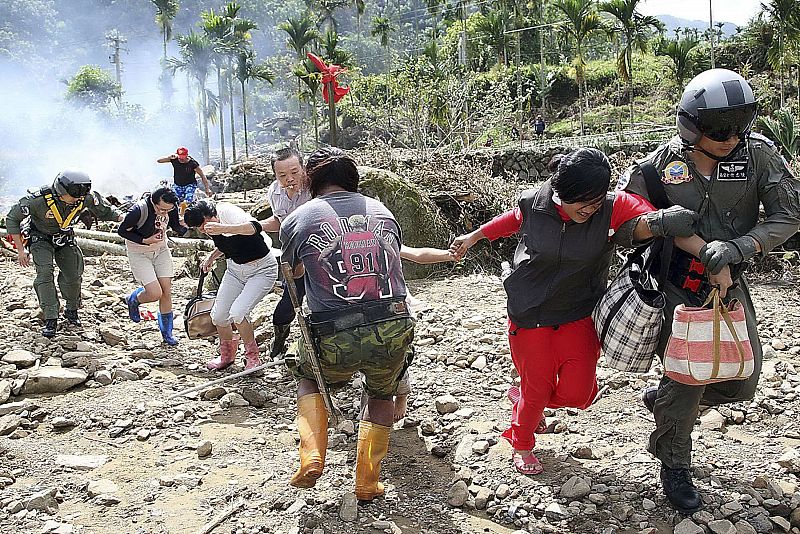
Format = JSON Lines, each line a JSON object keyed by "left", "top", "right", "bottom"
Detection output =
{"left": 243, "top": 340, "right": 262, "bottom": 370}
{"left": 207, "top": 338, "right": 238, "bottom": 370}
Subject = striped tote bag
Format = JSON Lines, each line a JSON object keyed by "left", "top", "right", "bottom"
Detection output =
{"left": 664, "top": 288, "right": 754, "bottom": 385}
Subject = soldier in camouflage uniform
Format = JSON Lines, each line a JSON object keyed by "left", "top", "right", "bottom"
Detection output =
{"left": 280, "top": 147, "right": 414, "bottom": 501}
{"left": 5, "top": 170, "right": 123, "bottom": 337}
{"left": 619, "top": 69, "right": 800, "bottom": 513}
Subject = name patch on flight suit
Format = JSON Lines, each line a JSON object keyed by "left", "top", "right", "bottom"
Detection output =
{"left": 717, "top": 161, "right": 748, "bottom": 181}
{"left": 663, "top": 161, "right": 692, "bottom": 184}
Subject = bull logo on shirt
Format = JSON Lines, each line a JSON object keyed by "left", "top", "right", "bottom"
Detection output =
{"left": 307, "top": 214, "right": 400, "bottom": 301}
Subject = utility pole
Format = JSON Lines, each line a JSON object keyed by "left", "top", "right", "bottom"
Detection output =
{"left": 505, "top": 21, "right": 562, "bottom": 140}
{"left": 516, "top": 34, "right": 523, "bottom": 148}
{"left": 708, "top": 0, "right": 715, "bottom": 68}
{"left": 105, "top": 30, "right": 127, "bottom": 88}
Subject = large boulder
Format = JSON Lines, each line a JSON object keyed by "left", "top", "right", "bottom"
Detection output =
{"left": 224, "top": 159, "right": 274, "bottom": 192}
{"left": 358, "top": 166, "right": 452, "bottom": 280}
{"left": 21, "top": 368, "right": 88, "bottom": 394}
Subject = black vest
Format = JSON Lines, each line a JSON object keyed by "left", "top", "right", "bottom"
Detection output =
{"left": 504, "top": 181, "right": 615, "bottom": 328}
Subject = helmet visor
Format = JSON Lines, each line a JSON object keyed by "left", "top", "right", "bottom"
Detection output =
{"left": 66, "top": 182, "right": 91, "bottom": 198}
{"left": 696, "top": 102, "right": 757, "bottom": 142}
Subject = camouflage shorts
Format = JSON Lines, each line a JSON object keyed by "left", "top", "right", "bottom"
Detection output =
{"left": 288, "top": 317, "right": 415, "bottom": 400}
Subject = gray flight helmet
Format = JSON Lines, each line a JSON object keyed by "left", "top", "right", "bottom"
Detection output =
{"left": 676, "top": 69, "right": 756, "bottom": 145}
{"left": 53, "top": 169, "right": 92, "bottom": 198}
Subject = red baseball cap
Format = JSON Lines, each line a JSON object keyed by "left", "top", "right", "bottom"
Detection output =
{"left": 176, "top": 147, "right": 188, "bottom": 156}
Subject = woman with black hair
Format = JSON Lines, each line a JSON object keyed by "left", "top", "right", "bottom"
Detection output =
{"left": 451, "top": 147, "right": 700, "bottom": 475}
{"left": 184, "top": 199, "right": 278, "bottom": 371}
{"left": 119, "top": 186, "right": 187, "bottom": 345}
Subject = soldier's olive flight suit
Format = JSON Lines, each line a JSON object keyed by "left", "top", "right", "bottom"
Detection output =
{"left": 621, "top": 133, "right": 800, "bottom": 468}
{"left": 5, "top": 189, "right": 121, "bottom": 320}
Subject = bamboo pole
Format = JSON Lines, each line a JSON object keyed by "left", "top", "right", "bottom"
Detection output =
{"left": 167, "top": 359, "right": 285, "bottom": 400}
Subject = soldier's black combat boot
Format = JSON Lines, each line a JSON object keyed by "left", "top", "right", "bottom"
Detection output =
{"left": 269, "top": 324, "right": 291, "bottom": 358}
{"left": 42, "top": 319, "right": 58, "bottom": 338}
{"left": 64, "top": 309, "right": 81, "bottom": 327}
{"left": 660, "top": 464, "right": 703, "bottom": 514}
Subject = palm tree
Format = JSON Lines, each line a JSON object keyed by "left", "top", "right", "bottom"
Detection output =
{"left": 236, "top": 49, "right": 275, "bottom": 157}
{"left": 353, "top": 0, "right": 366, "bottom": 37}
{"left": 426, "top": 0, "right": 443, "bottom": 40}
{"left": 321, "top": 29, "right": 353, "bottom": 67}
{"left": 202, "top": 8, "right": 229, "bottom": 168}
{"left": 553, "top": 0, "right": 605, "bottom": 134}
{"left": 531, "top": 0, "right": 549, "bottom": 111}
{"left": 279, "top": 14, "right": 320, "bottom": 150}
{"left": 599, "top": 0, "right": 662, "bottom": 123}
{"left": 294, "top": 60, "right": 323, "bottom": 146}
{"left": 315, "top": 0, "right": 349, "bottom": 32}
{"left": 371, "top": 15, "right": 395, "bottom": 49}
{"left": 657, "top": 37, "right": 699, "bottom": 89}
{"left": 152, "top": 0, "right": 179, "bottom": 107}
{"left": 761, "top": 0, "right": 800, "bottom": 107}
{"left": 474, "top": 11, "right": 508, "bottom": 67}
{"left": 224, "top": 5, "right": 258, "bottom": 162}
{"left": 372, "top": 16, "right": 396, "bottom": 131}
{"left": 169, "top": 31, "right": 214, "bottom": 163}
{"left": 152, "top": 0, "right": 179, "bottom": 61}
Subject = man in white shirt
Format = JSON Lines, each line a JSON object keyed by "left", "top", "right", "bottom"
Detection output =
{"left": 261, "top": 147, "right": 311, "bottom": 358}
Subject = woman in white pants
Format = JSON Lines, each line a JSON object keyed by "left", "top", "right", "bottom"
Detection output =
{"left": 184, "top": 200, "right": 278, "bottom": 370}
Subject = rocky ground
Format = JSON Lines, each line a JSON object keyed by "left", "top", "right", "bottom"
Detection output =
{"left": 1, "top": 253, "right": 799, "bottom": 534}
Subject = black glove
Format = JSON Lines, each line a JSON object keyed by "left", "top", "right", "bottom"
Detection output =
{"left": 699, "top": 237, "right": 758, "bottom": 275}
{"left": 645, "top": 206, "right": 699, "bottom": 237}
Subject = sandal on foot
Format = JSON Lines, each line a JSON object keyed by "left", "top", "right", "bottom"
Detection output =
{"left": 512, "top": 450, "right": 543, "bottom": 475}
{"left": 507, "top": 386, "right": 547, "bottom": 433}
{"left": 535, "top": 417, "right": 548, "bottom": 434}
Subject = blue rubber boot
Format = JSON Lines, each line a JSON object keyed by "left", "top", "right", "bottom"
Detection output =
{"left": 126, "top": 287, "right": 145, "bottom": 323}
{"left": 158, "top": 311, "right": 179, "bottom": 346}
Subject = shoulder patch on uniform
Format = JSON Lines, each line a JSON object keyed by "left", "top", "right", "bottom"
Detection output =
{"left": 663, "top": 161, "right": 692, "bottom": 184}
{"left": 748, "top": 132, "right": 775, "bottom": 147}
{"left": 26, "top": 187, "right": 47, "bottom": 199}
{"left": 616, "top": 172, "right": 631, "bottom": 190}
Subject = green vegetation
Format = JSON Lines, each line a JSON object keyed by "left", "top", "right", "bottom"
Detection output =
{"left": 65, "top": 65, "right": 122, "bottom": 107}
{"left": 3, "top": 0, "right": 800, "bottom": 164}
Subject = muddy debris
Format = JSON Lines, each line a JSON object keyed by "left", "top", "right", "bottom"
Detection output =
{"left": 0, "top": 252, "right": 799, "bottom": 533}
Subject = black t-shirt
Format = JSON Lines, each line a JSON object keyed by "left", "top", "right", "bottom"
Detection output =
{"left": 171, "top": 158, "right": 201, "bottom": 186}
{"left": 211, "top": 232, "right": 270, "bottom": 264}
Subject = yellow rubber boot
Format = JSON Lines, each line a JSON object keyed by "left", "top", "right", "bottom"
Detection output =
{"left": 289, "top": 393, "right": 328, "bottom": 488}
{"left": 355, "top": 421, "right": 391, "bottom": 501}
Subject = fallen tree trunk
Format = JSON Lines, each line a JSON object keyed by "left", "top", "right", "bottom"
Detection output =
{"left": 75, "top": 237, "right": 127, "bottom": 256}
{"left": 0, "top": 228, "right": 213, "bottom": 257}
{"left": 73, "top": 228, "right": 215, "bottom": 252}
{"left": 73, "top": 228, "right": 125, "bottom": 243}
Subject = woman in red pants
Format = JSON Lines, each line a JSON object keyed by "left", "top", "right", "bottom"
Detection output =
{"left": 451, "top": 148, "right": 699, "bottom": 474}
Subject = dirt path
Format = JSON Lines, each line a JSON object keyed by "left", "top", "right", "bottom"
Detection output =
{"left": 1, "top": 256, "right": 799, "bottom": 534}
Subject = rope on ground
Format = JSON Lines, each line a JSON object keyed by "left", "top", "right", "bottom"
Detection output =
{"left": 196, "top": 499, "right": 246, "bottom": 534}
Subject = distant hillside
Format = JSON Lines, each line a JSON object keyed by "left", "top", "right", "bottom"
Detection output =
{"left": 655, "top": 14, "right": 740, "bottom": 37}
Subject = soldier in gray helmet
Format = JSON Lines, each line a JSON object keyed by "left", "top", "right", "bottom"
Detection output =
{"left": 618, "top": 69, "right": 800, "bottom": 513}
{"left": 5, "top": 170, "right": 123, "bottom": 337}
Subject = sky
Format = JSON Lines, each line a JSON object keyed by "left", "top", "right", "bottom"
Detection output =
{"left": 639, "top": 0, "right": 762, "bottom": 27}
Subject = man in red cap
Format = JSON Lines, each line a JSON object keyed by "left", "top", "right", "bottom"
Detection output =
{"left": 157, "top": 147, "right": 211, "bottom": 209}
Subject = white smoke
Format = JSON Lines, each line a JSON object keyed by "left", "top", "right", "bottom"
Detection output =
{"left": 0, "top": 45, "right": 202, "bottom": 204}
